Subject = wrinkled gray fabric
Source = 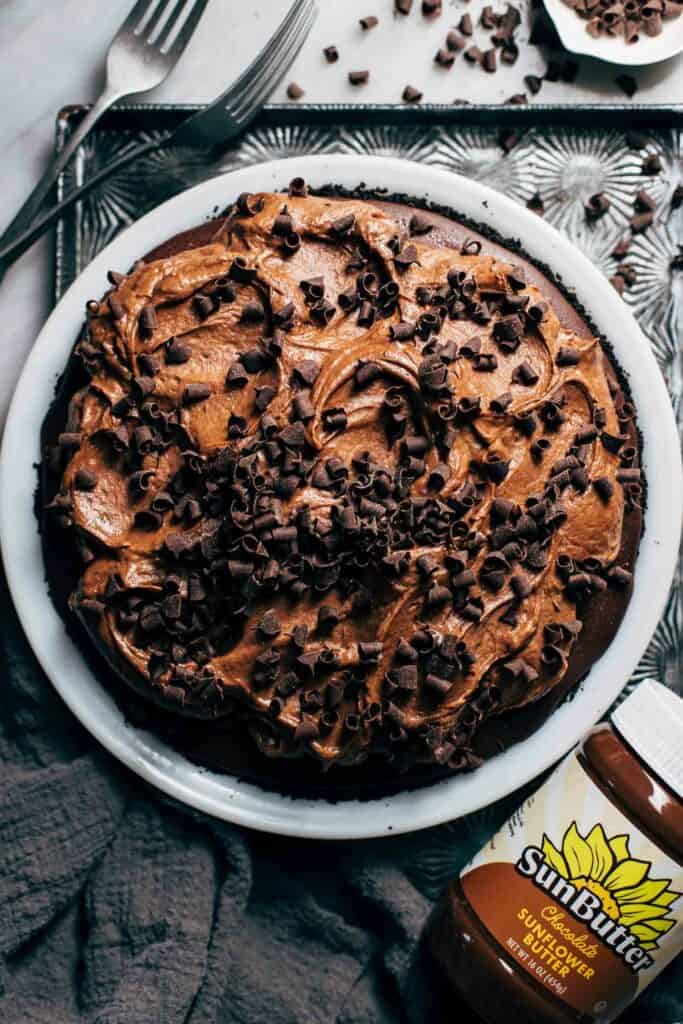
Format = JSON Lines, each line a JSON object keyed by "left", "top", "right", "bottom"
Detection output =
{"left": 1, "top": 577, "right": 680, "bottom": 1024}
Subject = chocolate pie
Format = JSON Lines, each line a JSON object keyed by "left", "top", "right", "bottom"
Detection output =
{"left": 41, "top": 186, "right": 642, "bottom": 795}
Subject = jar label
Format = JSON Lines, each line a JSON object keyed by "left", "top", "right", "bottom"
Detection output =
{"left": 460, "top": 749, "right": 683, "bottom": 1021}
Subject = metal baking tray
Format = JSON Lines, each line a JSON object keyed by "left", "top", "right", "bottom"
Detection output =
{"left": 52, "top": 100, "right": 683, "bottom": 883}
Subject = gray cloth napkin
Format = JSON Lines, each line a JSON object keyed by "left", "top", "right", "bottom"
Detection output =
{"left": 1, "top": 576, "right": 680, "bottom": 1024}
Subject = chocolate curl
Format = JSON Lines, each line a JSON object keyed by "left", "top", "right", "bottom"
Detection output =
{"left": 624, "top": 18, "right": 640, "bottom": 40}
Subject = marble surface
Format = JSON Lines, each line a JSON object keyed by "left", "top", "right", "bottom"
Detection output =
{"left": 1, "top": 0, "right": 682, "bottom": 427}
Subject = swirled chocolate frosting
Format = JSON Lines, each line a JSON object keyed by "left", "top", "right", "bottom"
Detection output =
{"left": 42, "top": 186, "right": 642, "bottom": 781}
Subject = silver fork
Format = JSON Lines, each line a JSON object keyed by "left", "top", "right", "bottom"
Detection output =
{"left": 0, "top": 0, "right": 316, "bottom": 278}
{"left": 0, "top": 0, "right": 211, "bottom": 247}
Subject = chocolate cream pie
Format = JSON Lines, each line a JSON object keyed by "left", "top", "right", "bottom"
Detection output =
{"left": 41, "top": 184, "right": 643, "bottom": 796}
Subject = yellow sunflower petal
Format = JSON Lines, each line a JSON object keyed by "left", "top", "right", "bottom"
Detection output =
{"left": 608, "top": 835, "right": 630, "bottom": 863}
{"left": 616, "top": 879, "right": 670, "bottom": 905}
{"left": 562, "top": 822, "right": 594, "bottom": 878}
{"left": 653, "top": 890, "right": 682, "bottom": 909}
{"left": 585, "top": 824, "right": 614, "bottom": 882}
{"left": 641, "top": 941, "right": 657, "bottom": 951}
{"left": 618, "top": 903, "right": 672, "bottom": 926}
{"left": 542, "top": 835, "right": 569, "bottom": 877}
{"left": 604, "top": 858, "right": 649, "bottom": 892}
{"left": 631, "top": 919, "right": 674, "bottom": 941}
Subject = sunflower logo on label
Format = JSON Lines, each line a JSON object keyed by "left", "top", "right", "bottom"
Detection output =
{"left": 516, "top": 821, "right": 681, "bottom": 970}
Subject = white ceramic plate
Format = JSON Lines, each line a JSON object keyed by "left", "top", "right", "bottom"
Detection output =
{"left": 1, "top": 155, "right": 680, "bottom": 840}
{"left": 544, "top": 0, "right": 683, "bottom": 64}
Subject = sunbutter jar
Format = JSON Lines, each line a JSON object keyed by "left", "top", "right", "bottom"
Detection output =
{"left": 426, "top": 679, "right": 683, "bottom": 1023}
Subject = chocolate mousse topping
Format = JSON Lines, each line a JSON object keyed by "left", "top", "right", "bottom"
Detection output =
{"left": 42, "top": 187, "right": 642, "bottom": 780}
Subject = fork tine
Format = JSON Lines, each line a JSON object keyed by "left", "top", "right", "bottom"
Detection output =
{"left": 116, "top": 0, "right": 163, "bottom": 36}
{"left": 142, "top": 0, "right": 177, "bottom": 42}
{"left": 165, "top": 0, "right": 212, "bottom": 56}
{"left": 220, "top": 0, "right": 304, "bottom": 110}
{"left": 230, "top": 1, "right": 315, "bottom": 123}
{"left": 230, "top": 12, "right": 311, "bottom": 123}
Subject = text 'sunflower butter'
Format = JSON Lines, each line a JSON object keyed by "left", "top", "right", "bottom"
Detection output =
{"left": 426, "top": 679, "right": 683, "bottom": 1023}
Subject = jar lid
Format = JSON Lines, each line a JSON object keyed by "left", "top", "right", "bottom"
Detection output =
{"left": 612, "top": 679, "right": 683, "bottom": 799}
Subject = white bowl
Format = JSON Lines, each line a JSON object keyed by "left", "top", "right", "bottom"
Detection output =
{"left": 544, "top": 0, "right": 683, "bottom": 64}
{"left": 1, "top": 155, "right": 680, "bottom": 839}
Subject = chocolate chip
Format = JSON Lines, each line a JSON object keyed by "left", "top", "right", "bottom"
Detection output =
{"left": 630, "top": 211, "right": 654, "bottom": 234}
{"left": 280, "top": 422, "right": 306, "bottom": 449}
{"left": 390, "top": 321, "right": 415, "bottom": 342}
{"left": 422, "top": 0, "right": 442, "bottom": 14}
{"left": 323, "top": 45, "right": 339, "bottom": 62}
{"left": 255, "top": 385, "right": 277, "bottom": 412}
{"left": 286, "top": 82, "right": 305, "bottom": 100}
{"left": 323, "top": 408, "right": 347, "bottom": 432}
{"left": 193, "top": 294, "right": 216, "bottom": 321}
{"left": 359, "top": 641, "right": 383, "bottom": 661}
{"left": 473, "top": 353, "right": 497, "bottom": 372}
{"left": 512, "top": 360, "right": 539, "bottom": 385}
{"left": 240, "top": 300, "right": 265, "bottom": 323}
{"left": 459, "top": 12, "right": 473, "bottom": 33}
{"left": 74, "top": 467, "right": 97, "bottom": 491}
{"left": 435, "top": 47, "right": 455, "bottom": 67}
{"left": 593, "top": 477, "right": 614, "bottom": 502}
{"left": 607, "top": 565, "right": 632, "bottom": 588}
{"left": 402, "top": 84, "right": 423, "bottom": 103}
{"left": 464, "top": 45, "right": 482, "bottom": 63}
{"left": 360, "top": 14, "right": 378, "bottom": 29}
{"left": 236, "top": 193, "right": 263, "bottom": 217}
{"left": 226, "top": 361, "right": 248, "bottom": 388}
{"left": 330, "top": 213, "right": 355, "bottom": 237}
{"left": 490, "top": 392, "right": 513, "bottom": 414}
{"left": 292, "top": 392, "right": 314, "bottom": 422}
{"left": 393, "top": 243, "right": 419, "bottom": 270}
{"left": 162, "top": 338, "right": 188, "bottom": 366}
{"left": 258, "top": 610, "right": 281, "bottom": 639}
{"left": 355, "top": 361, "right": 382, "bottom": 388}
{"left": 349, "top": 70, "right": 370, "bottom": 85}
{"left": 446, "top": 29, "right": 466, "bottom": 49}
{"left": 585, "top": 193, "right": 610, "bottom": 221}
{"left": 426, "top": 584, "right": 451, "bottom": 609}
{"left": 601, "top": 431, "right": 627, "bottom": 454}
{"left": 183, "top": 383, "right": 211, "bottom": 405}
{"left": 556, "top": 346, "right": 581, "bottom": 366}
{"left": 424, "top": 673, "right": 451, "bottom": 696}
{"left": 525, "top": 74, "right": 543, "bottom": 94}
{"left": 272, "top": 209, "right": 293, "bottom": 236}
{"left": 526, "top": 192, "right": 545, "bottom": 216}
{"left": 428, "top": 463, "right": 451, "bottom": 490}
{"left": 482, "top": 48, "right": 497, "bottom": 72}
{"left": 139, "top": 303, "right": 157, "bottom": 338}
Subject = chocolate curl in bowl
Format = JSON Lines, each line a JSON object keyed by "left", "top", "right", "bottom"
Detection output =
{"left": 586, "top": 15, "right": 604, "bottom": 33}
{"left": 663, "top": 0, "right": 683, "bottom": 16}
{"left": 644, "top": 12, "right": 663, "bottom": 31}
{"left": 602, "top": 3, "right": 625, "bottom": 30}
{"left": 625, "top": 17, "right": 640, "bottom": 39}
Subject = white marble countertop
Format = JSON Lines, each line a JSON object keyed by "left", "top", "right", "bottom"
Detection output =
{"left": 1, "top": 0, "right": 681, "bottom": 426}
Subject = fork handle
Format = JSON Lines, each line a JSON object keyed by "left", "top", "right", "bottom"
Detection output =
{"left": 0, "top": 134, "right": 170, "bottom": 284}
{"left": 0, "top": 84, "right": 123, "bottom": 252}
